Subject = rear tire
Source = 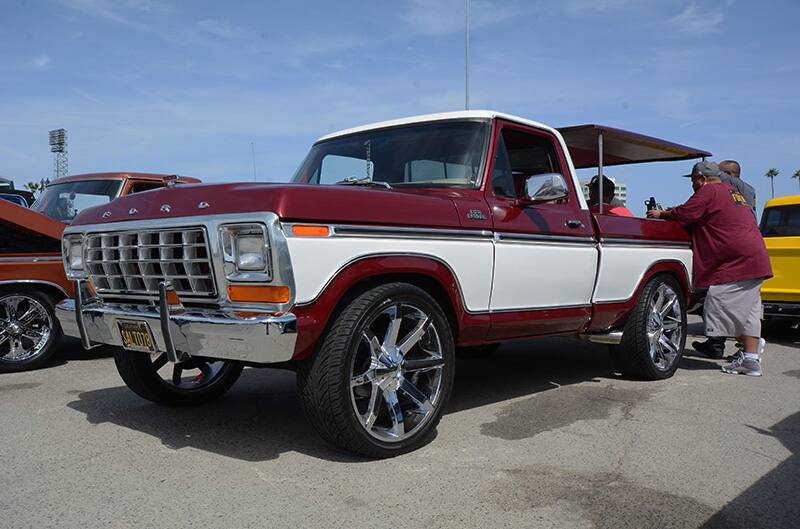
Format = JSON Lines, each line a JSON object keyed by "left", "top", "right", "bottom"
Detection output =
{"left": 613, "top": 275, "right": 686, "bottom": 380}
{"left": 297, "top": 282, "right": 455, "bottom": 458}
{"left": 113, "top": 348, "right": 243, "bottom": 406}
{"left": 0, "top": 288, "right": 62, "bottom": 373}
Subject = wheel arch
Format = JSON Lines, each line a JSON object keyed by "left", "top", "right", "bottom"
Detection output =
{"left": 589, "top": 259, "right": 692, "bottom": 332}
{"left": 0, "top": 280, "right": 70, "bottom": 302}
{"left": 290, "top": 254, "right": 479, "bottom": 360}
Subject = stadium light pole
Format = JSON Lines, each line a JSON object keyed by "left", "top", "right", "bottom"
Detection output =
{"left": 48, "top": 128, "right": 68, "bottom": 180}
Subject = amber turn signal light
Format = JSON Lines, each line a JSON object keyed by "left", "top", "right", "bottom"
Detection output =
{"left": 227, "top": 285, "right": 290, "bottom": 303}
{"left": 291, "top": 224, "right": 330, "bottom": 237}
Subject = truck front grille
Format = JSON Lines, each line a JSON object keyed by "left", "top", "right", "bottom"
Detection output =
{"left": 85, "top": 227, "right": 216, "bottom": 299}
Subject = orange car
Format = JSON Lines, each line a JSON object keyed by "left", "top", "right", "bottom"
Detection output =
{"left": 0, "top": 173, "right": 199, "bottom": 372}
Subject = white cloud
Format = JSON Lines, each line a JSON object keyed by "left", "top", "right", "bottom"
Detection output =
{"left": 668, "top": 2, "right": 727, "bottom": 36}
{"left": 196, "top": 19, "right": 242, "bottom": 40}
{"left": 29, "top": 54, "right": 51, "bottom": 71}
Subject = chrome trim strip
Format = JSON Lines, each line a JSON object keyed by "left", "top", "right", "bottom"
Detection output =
{"left": 600, "top": 238, "right": 691, "bottom": 248}
{"left": 331, "top": 224, "right": 493, "bottom": 240}
{"left": 0, "top": 256, "right": 62, "bottom": 263}
{"left": 488, "top": 303, "right": 592, "bottom": 314}
{"left": 329, "top": 225, "right": 597, "bottom": 246}
{"left": 495, "top": 232, "right": 597, "bottom": 246}
{"left": 0, "top": 279, "right": 69, "bottom": 297}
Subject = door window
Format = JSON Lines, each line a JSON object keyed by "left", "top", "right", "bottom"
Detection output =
{"left": 492, "top": 127, "right": 563, "bottom": 200}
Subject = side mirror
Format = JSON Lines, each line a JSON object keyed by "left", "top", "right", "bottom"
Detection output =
{"left": 514, "top": 173, "right": 569, "bottom": 207}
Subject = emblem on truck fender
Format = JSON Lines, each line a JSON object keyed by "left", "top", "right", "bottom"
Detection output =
{"left": 102, "top": 211, "right": 111, "bottom": 219}
{"left": 160, "top": 204, "right": 171, "bottom": 212}
{"left": 128, "top": 208, "right": 138, "bottom": 215}
{"left": 198, "top": 201, "right": 209, "bottom": 209}
{"left": 467, "top": 209, "right": 487, "bottom": 220}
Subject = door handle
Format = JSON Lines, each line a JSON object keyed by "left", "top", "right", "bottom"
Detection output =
{"left": 566, "top": 219, "right": 583, "bottom": 229}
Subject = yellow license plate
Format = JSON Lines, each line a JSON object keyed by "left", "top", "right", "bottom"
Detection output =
{"left": 117, "top": 320, "right": 156, "bottom": 352}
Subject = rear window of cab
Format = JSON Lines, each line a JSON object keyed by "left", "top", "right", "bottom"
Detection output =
{"left": 761, "top": 204, "right": 800, "bottom": 237}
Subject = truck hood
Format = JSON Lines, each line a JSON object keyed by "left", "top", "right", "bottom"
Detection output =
{"left": 0, "top": 198, "right": 66, "bottom": 241}
{"left": 71, "top": 183, "right": 467, "bottom": 229}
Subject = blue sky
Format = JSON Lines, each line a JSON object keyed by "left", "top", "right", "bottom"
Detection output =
{"left": 1, "top": 0, "right": 799, "bottom": 215}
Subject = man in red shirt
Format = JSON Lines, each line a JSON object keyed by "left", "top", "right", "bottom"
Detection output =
{"left": 587, "top": 175, "right": 635, "bottom": 217}
{"left": 647, "top": 161, "right": 772, "bottom": 376}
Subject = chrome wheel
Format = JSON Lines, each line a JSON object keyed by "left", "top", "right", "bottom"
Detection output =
{"left": 647, "top": 284, "right": 683, "bottom": 371}
{"left": 0, "top": 294, "right": 53, "bottom": 363}
{"left": 349, "top": 303, "right": 445, "bottom": 443}
{"left": 149, "top": 353, "right": 228, "bottom": 391}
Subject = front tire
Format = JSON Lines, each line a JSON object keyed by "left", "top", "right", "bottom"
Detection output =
{"left": 113, "top": 348, "right": 243, "bottom": 406}
{"left": 613, "top": 275, "right": 687, "bottom": 380}
{"left": 297, "top": 282, "right": 455, "bottom": 458}
{"left": 0, "top": 289, "right": 62, "bottom": 373}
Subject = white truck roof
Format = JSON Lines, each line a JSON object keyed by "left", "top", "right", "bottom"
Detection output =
{"left": 316, "top": 110, "right": 555, "bottom": 143}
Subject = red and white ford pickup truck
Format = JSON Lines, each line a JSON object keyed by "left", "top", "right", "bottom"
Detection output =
{"left": 55, "top": 111, "right": 710, "bottom": 457}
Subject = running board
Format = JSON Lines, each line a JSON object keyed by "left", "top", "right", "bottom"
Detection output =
{"left": 579, "top": 331, "right": 623, "bottom": 345}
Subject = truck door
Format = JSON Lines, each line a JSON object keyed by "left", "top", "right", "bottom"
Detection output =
{"left": 486, "top": 120, "right": 598, "bottom": 339}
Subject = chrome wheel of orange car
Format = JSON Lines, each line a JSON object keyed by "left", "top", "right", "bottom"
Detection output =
{"left": 0, "top": 290, "right": 62, "bottom": 372}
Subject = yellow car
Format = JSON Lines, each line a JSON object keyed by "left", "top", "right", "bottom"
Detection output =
{"left": 760, "top": 194, "right": 800, "bottom": 319}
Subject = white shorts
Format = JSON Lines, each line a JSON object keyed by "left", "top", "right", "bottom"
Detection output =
{"left": 704, "top": 278, "right": 763, "bottom": 337}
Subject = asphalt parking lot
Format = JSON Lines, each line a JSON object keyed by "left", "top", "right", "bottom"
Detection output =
{"left": 2, "top": 316, "right": 798, "bottom": 529}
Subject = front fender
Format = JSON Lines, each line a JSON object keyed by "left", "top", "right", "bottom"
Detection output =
{"left": 290, "top": 254, "right": 489, "bottom": 360}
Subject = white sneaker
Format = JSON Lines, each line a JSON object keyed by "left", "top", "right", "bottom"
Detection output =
{"left": 724, "top": 339, "right": 765, "bottom": 364}
{"left": 721, "top": 354, "right": 762, "bottom": 376}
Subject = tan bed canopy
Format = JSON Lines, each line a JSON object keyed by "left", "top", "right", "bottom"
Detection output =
{"left": 557, "top": 124, "right": 712, "bottom": 169}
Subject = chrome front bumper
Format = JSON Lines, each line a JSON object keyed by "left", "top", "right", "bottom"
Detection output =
{"left": 55, "top": 281, "right": 297, "bottom": 364}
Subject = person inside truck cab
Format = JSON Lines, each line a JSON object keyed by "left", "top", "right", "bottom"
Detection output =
{"left": 588, "top": 175, "right": 634, "bottom": 217}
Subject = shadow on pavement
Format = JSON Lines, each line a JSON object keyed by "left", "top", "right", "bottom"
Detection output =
{"left": 67, "top": 337, "right": 621, "bottom": 462}
{"left": 43, "top": 337, "right": 113, "bottom": 370}
{"left": 701, "top": 411, "right": 800, "bottom": 529}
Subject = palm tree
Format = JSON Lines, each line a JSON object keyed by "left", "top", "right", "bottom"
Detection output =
{"left": 24, "top": 181, "right": 43, "bottom": 197}
{"left": 793, "top": 170, "right": 800, "bottom": 193}
{"left": 765, "top": 168, "right": 779, "bottom": 198}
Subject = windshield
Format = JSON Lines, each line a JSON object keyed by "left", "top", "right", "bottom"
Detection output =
{"left": 760, "top": 204, "right": 800, "bottom": 237}
{"left": 291, "top": 120, "right": 490, "bottom": 187}
{"left": 0, "top": 194, "right": 28, "bottom": 207}
{"left": 31, "top": 180, "right": 122, "bottom": 223}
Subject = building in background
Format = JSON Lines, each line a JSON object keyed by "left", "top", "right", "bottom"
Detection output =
{"left": 580, "top": 178, "right": 627, "bottom": 206}
{"left": 0, "top": 176, "right": 13, "bottom": 190}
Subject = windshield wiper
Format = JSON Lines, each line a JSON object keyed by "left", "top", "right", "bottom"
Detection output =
{"left": 334, "top": 176, "right": 391, "bottom": 189}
